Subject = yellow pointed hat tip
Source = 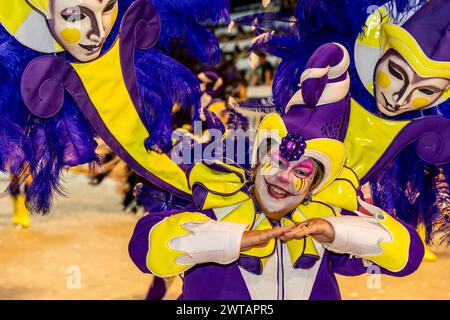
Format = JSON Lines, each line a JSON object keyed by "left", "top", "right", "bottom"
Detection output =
{"left": 26, "top": 0, "right": 50, "bottom": 15}
{"left": 0, "top": 0, "right": 63, "bottom": 53}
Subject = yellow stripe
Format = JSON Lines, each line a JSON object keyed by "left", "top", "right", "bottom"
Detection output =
{"left": 283, "top": 210, "right": 322, "bottom": 266}
{"left": 241, "top": 214, "right": 276, "bottom": 258}
{"left": 54, "top": 40, "right": 64, "bottom": 52}
{"left": 363, "top": 210, "right": 413, "bottom": 272}
{"left": 189, "top": 162, "right": 246, "bottom": 196}
{"left": 381, "top": 24, "right": 450, "bottom": 79}
{"left": 313, "top": 167, "right": 359, "bottom": 211}
{"left": 344, "top": 99, "right": 408, "bottom": 179}
{"left": 297, "top": 202, "right": 339, "bottom": 220}
{"left": 26, "top": 0, "right": 49, "bottom": 14}
{"left": 219, "top": 199, "right": 254, "bottom": 229}
{"left": 282, "top": 217, "right": 307, "bottom": 264}
{"left": 71, "top": 41, "right": 191, "bottom": 195}
{"left": 207, "top": 101, "right": 226, "bottom": 114}
{"left": 203, "top": 191, "right": 249, "bottom": 210}
{"left": 0, "top": 0, "right": 33, "bottom": 34}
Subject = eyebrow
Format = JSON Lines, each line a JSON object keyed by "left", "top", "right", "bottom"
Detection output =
{"left": 105, "top": 0, "right": 118, "bottom": 6}
{"left": 62, "top": 0, "right": 116, "bottom": 12}
{"left": 417, "top": 84, "right": 446, "bottom": 91}
{"left": 388, "top": 60, "right": 408, "bottom": 79}
{"left": 293, "top": 160, "right": 314, "bottom": 171}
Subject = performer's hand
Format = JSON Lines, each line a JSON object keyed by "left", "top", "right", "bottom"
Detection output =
{"left": 240, "top": 225, "right": 294, "bottom": 251}
{"left": 280, "top": 218, "right": 335, "bottom": 243}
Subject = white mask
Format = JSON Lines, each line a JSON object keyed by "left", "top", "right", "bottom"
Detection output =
{"left": 42, "top": 0, "right": 119, "bottom": 62}
{"left": 374, "top": 50, "right": 450, "bottom": 116}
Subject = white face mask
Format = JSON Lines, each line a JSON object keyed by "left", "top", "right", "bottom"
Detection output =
{"left": 46, "top": 0, "right": 119, "bottom": 62}
{"left": 374, "top": 50, "right": 450, "bottom": 116}
{"left": 254, "top": 149, "right": 318, "bottom": 219}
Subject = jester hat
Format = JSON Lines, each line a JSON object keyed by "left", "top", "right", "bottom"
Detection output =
{"left": 1, "top": 0, "right": 65, "bottom": 53}
{"left": 381, "top": 0, "right": 450, "bottom": 78}
{"left": 251, "top": 111, "right": 359, "bottom": 213}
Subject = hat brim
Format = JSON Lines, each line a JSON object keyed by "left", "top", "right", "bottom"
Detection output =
{"left": 380, "top": 24, "right": 450, "bottom": 79}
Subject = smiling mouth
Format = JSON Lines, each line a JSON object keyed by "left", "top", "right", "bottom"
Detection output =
{"left": 264, "top": 178, "right": 293, "bottom": 199}
{"left": 79, "top": 43, "right": 102, "bottom": 54}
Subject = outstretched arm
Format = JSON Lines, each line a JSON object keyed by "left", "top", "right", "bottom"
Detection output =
{"left": 129, "top": 207, "right": 295, "bottom": 277}
{"left": 281, "top": 199, "right": 424, "bottom": 276}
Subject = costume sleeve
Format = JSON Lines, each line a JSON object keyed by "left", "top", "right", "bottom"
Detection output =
{"left": 326, "top": 200, "right": 424, "bottom": 276}
{"left": 128, "top": 208, "right": 247, "bottom": 278}
{"left": 323, "top": 216, "right": 391, "bottom": 256}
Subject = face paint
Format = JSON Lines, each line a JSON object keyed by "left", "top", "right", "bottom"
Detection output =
{"left": 254, "top": 149, "right": 318, "bottom": 220}
{"left": 292, "top": 160, "right": 315, "bottom": 193}
{"left": 411, "top": 97, "right": 430, "bottom": 108}
{"left": 375, "top": 71, "right": 391, "bottom": 89}
{"left": 60, "top": 28, "right": 81, "bottom": 44}
{"left": 47, "top": 0, "right": 119, "bottom": 62}
{"left": 374, "top": 50, "right": 450, "bottom": 116}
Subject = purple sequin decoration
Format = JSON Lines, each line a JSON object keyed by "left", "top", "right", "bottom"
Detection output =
{"left": 279, "top": 132, "right": 307, "bottom": 161}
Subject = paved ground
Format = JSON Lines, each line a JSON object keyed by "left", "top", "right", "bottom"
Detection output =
{"left": 0, "top": 173, "right": 449, "bottom": 300}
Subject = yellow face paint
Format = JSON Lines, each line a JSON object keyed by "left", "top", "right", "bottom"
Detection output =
{"left": 60, "top": 28, "right": 81, "bottom": 44}
{"left": 294, "top": 178, "right": 303, "bottom": 193}
{"left": 443, "top": 87, "right": 450, "bottom": 100}
{"left": 110, "top": 6, "right": 119, "bottom": 27}
{"left": 411, "top": 97, "right": 430, "bottom": 108}
{"left": 376, "top": 71, "right": 391, "bottom": 89}
{"left": 261, "top": 162, "right": 273, "bottom": 175}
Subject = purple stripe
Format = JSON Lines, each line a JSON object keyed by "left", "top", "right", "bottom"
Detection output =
{"left": 119, "top": 0, "right": 161, "bottom": 122}
{"left": 305, "top": 43, "right": 344, "bottom": 69}
{"left": 293, "top": 253, "right": 320, "bottom": 269}
{"left": 276, "top": 239, "right": 280, "bottom": 300}
{"left": 183, "top": 263, "right": 252, "bottom": 300}
{"left": 309, "top": 253, "right": 341, "bottom": 300}
{"left": 280, "top": 240, "right": 285, "bottom": 300}
{"left": 237, "top": 255, "right": 263, "bottom": 275}
{"left": 292, "top": 235, "right": 320, "bottom": 269}
{"left": 283, "top": 95, "right": 350, "bottom": 141}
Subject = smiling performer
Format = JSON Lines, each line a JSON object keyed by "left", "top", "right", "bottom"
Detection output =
{"left": 129, "top": 94, "right": 424, "bottom": 300}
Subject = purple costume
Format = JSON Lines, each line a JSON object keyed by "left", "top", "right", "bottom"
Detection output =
{"left": 129, "top": 206, "right": 423, "bottom": 300}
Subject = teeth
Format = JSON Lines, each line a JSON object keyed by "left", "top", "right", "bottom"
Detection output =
{"left": 269, "top": 185, "right": 287, "bottom": 195}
